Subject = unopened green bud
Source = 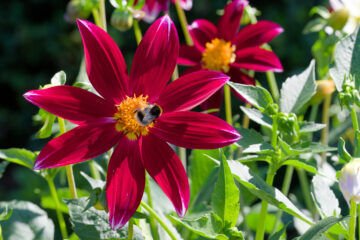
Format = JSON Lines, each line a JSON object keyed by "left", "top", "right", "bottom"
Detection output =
{"left": 65, "top": 0, "right": 94, "bottom": 23}
{"left": 111, "top": 8, "right": 133, "bottom": 32}
{"left": 264, "top": 103, "right": 279, "bottom": 116}
{"left": 328, "top": 8, "right": 349, "bottom": 31}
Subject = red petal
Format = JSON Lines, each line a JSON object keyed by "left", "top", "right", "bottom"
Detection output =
{"left": 107, "top": 138, "right": 145, "bottom": 230}
{"left": 228, "top": 67, "right": 255, "bottom": 102}
{"left": 200, "top": 88, "right": 223, "bottom": 116}
{"left": 129, "top": 16, "right": 178, "bottom": 101}
{"left": 217, "top": 0, "right": 247, "bottom": 41}
{"left": 188, "top": 19, "right": 217, "bottom": 50}
{"left": 77, "top": 20, "right": 129, "bottom": 104}
{"left": 233, "top": 20, "right": 284, "bottom": 49}
{"left": 34, "top": 122, "right": 120, "bottom": 170}
{"left": 141, "top": 133, "right": 189, "bottom": 217}
{"left": 151, "top": 111, "right": 241, "bottom": 149}
{"left": 178, "top": 45, "right": 202, "bottom": 66}
{"left": 157, "top": 70, "right": 229, "bottom": 112}
{"left": 232, "top": 47, "right": 283, "bottom": 72}
{"left": 23, "top": 86, "right": 116, "bottom": 125}
{"left": 171, "top": 0, "right": 192, "bottom": 10}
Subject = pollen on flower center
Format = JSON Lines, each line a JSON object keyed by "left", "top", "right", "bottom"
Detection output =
{"left": 201, "top": 38, "right": 236, "bottom": 73}
{"left": 114, "top": 95, "right": 160, "bottom": 140}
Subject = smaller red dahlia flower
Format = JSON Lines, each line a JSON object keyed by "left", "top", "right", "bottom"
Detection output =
{"left": 139, "top": 0, "right": 192, "bottom": 22}
{"left": 178, "top": 0, "right": 283, "bottom": 113}
{"left": 24, "top": 16, "right": 240, "bottom": 229}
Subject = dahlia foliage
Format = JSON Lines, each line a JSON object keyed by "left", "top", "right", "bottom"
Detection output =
{"left": 2, "top": 0, "right": 360, "bottom": 239}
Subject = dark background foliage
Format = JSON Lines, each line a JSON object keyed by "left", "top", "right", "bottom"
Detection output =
{"left": 0, "top": 0, "right": 327, "bottom": 238}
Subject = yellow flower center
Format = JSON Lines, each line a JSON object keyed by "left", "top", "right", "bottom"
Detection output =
{"left": 113, "top": 95, "right": 162, "bottom": 140}
{"left": 201, "top": 38, "right": 236, "bottom": 73}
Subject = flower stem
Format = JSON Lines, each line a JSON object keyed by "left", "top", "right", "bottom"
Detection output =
{"left": 174, "top": 0, "right": 193, "bottom": 46}
{"left": 320, "top": 95, "right": 332, "bottom": 166}
{"left": 296, "top": 168, "right": 314, "bottom": 216}
{"left": 58, "top": 117, "right": 78, "bottom": 199}
{"left": 351, "top": 105, "right": 359, "bottom": 132}
{"left": 140, "top": 201, "right": 178, "bottom": 240}
{"left": 145, "top": 176, "right": 160, "bottom": 240}
{"left": 224, "top": 84, "right": 233, "bottom": 126}
{"left": 46, "top": 176, "right": 68, "bottom": 239}
{"left": 89, "top": 161, "right": 101, "bottom": 180}
{"left": 99, "top": 0, "right": 107, "bottom": 31}
{"left": 92, "top": 9, "right": 101, "bottom": 27}
{"left": 271, "top": 165, "right": 294, "bottom": 234}
{"left": 266, "top": 71, "right": 279, "bottom": 103}
{"left": 242, "top": 103, "right": 251, "bottom": 129}
{"left": 350, "top": 198, "right": 357, "bottom": 240}
{"left": 133, "top": 20, "right": 142, "bottom": 45}
{"left": 128, "top": 218, "right": 134, "bottom": 239}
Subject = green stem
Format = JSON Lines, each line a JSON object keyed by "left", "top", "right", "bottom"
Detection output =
{"left": 320, "top": 95, "right": 332, "bottom": 166}
{"left": 266, "top": 71, "right": 279, "bottom": 103}
{"left": 174, "top": 0, "right": 193, "bottom": 46}
{"left": 89, "top": 161, "right": 101, "bottom": 180}
{"left": 141, "top": 201, "right": 178, "bottom": 240}
{"left": 145, "top": 176, "right": 160, "bottom": 240}
{"left": 128, "top": 219, "right": 134, "bottom": 240}
{"left": 99, "top": 0, "right": 107, "bottom": 31}
{"left": 92, "top": 9, "right": 101, "bottom": 27}
{"left": 349, "top": 199, "right": 357, "bottom": 240}
{"left": 351, "top": 105, "right": 359, "bottom": 132}
{"left": 133, "top": 20, "right": 142, "bottom": 45}
{"left": 46, "top": 176, "right": 68, "bottom": 239}
{"left": 242, "top": 103, "right": 251, "bottom": 129}
{"left": 271, "top": 165, "right": 294, "bottom": 234}
{"left": 224, "top": 84, "right": 233, "bottom": 126}
{"left": 178, "top": 147, "right": 187, "bottom": 171}
{"left": 296, "top": 168, "right": 314, "bottom": 216}
{"left": 58, "top": 118, "right": 78, "bottom": 199}
{"left": 255, "top": 165, "right": 276, "bottom": 240}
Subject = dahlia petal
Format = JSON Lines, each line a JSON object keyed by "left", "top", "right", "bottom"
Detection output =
{"left": 151, "top": 111, "right": 241, "bottom": 149}
{"left": 23, "top": 86, "right": 116, "bottom": 125}
{"left": 217, "top": 0, "right": 248, "bottom": 41}
{"left": 178, "top": 45, "right": 202, "bottom": 66}
{"left": 157, "top": 70, "right": 229, "bottom": 112}
{"left": 233, "top": 20, "right": 284, "bottom": 49}
{"left": 130, "top": 15, "right": 179, "bottom": 101}
{"left": 233, "top": 47, "right": 283, "bottom": 72}
{"left": 142, "top": 0, "right": 169, "bottom": 23}
{"left": 77, "top": 20, "right": 129, "bottom": 104}
{"left": 188, "top": 19, "right": 217, "bottom": 50}
{"left": 141, "top": 133, "right": 189, "bottom": 217}
{"left": 200, "top": 88, "right": 223, "bottom": 116}
{"left": 171, "top": 0, "right": 193, "bottom": 10}
{"left": 34, "top": 122, "right": 120, "bottom": 170}
{"left": 228, "top": 67, "right": 255, "bottom": 102}
{"left": 107, "top": 138, "right": 145, "bottom": 230}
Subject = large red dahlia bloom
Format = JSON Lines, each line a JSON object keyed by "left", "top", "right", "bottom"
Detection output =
{"left": 178, "top": 0, "right": 283, "bottom": 112}
{"left": 23, "top": 16, "right": 240, "bottom": 229}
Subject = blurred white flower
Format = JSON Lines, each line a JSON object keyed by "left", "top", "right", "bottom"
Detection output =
{"left": 339, "top": 160, "right": 360, "bottom": 204}
{"left": 330, "top": 0, "right": 360, "bottom": 33}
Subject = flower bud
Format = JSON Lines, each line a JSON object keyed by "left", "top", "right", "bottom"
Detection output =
{"left": 328, "top": 8, "right": 350, "bottom": 31}
{"left": 65, "top": 0, "right": 94, "bottom": 23}
{"left": 309, "top": 79, "right": 335, "bottom": 104}
{"left": 339, "top": 159, "right": 360, "bottom": 204}
{"left": 111, "top": 8, "right": 133, "bottom": 32}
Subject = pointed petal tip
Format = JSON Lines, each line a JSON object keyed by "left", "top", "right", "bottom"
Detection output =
{"left": 33, "top": 161, "right": 44, "bottom": 170}
{"left": 109, "top": 218, "right": 126, "bottom": 231}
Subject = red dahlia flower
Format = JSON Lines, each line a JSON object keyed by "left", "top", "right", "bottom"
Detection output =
{"left": 178, "top": 0, "right": 283, "bottom": 112}
{"left": 23, "top": 16, "right": 240, "bottom": 229}
{"left": 142, "top": 0, "right": 192, "bottom": 22}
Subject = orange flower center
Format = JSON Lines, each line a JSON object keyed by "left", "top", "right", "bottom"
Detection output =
{"left": 201, "top": 38, "right": 236, "bottom": 73}
{"left": 113, "top": 95, "right": 162, "bottom": 140}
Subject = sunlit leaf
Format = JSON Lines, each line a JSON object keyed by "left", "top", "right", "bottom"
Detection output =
{"left": 240, "top": 106, "right": 272, "bottom": 128}
{"left": 0, "top": 148, "right": 36, "bottom": 169}
{"left": 0, "top": 161, "right": 9, "bottom": 179}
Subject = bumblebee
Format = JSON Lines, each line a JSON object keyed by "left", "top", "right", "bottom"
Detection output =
{"left": 134, "top": 104, "right": 162, "bottom": 126}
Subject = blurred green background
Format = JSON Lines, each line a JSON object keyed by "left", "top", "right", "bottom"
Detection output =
{"left": 0, "top": 0, "right": 326, "bottom": 237}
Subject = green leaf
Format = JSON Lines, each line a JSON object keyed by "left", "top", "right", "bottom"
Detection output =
{"left": 228, "top": 161, "right": 313, "bottom": 224}
{"left": 228, "top": 82, "right": 273, "bottom": 111}
{"left": 236, "top": 128, "right": 265, "bottom": 148}
{"left": 0, "top": 201, "right": 54, "bottom": 240}
{"left": 189, "top": 149, "right": 219, "bottom": 204}
{"left": 281, "top": 160, "right": 318, "bottom": 175}
{"left": 303, "top": 18, "right": 327, "bottom": 34}
{"left": 211, "top": 154, "right": 240, "bottom": 227}
{"left": 299, "top": 122, "right": 326, "bottom": 133}
{"left": 291, "top": 142, "right": 337, "bottom": 153}
{"left": 50, "top": 70, "right": 66, "bottom": 86}
{"left": 64, "top": 197, "right": 144, "bottom": 240}
{"left": 0, "top": 161, "right": 9, "bottom": 179}
{"left": 330, "top": 26, "right": 360, "bottom": 91}
{"left": 80, "top": 171, "right": 105, "bottom": 190}
{"left": 298, "top": 216, "right": 349, "bottom": 240}
{"left": 0, "top": 148, "right": 36, "bottom": 169}
{"left": 170, "top": 213, "right": 228, "bottom": 240}
{"left": 311, "top": 175, "right": 341, "bottom": 219}
{"left": 0, "top": 207, "right": 12, "bottom": 221}
{"left": 280, "top": 60, "right": 317, "bottom": 113}
{"left": 338, "top": 138, "right": 352, "bottom": 163}
{"left": 278, "top": 138, "right": 303, "bottom": 156}
{"left": 240, "top": 107, "right": 272, "bottom": 128}
{"left": 269, "top": 223, "right": 289, "bottom": 240}
{"left": 37, "top": 109, "right": 56, "bottom": 139}
{"left": 246, "top": 212, "right": 283, "bottom": 234}
{"left": 309, "top": 6, "right": 330, "bottom": 18}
